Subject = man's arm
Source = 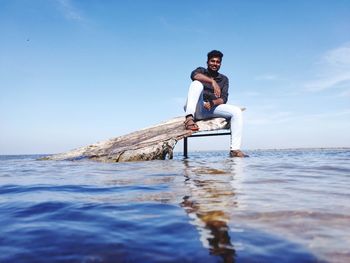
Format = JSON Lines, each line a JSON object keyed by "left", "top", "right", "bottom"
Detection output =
{"left": 193, "top": 73, "right": 221, "bottom": 98}
{"left": 211, "top": 97, "right": 224, "bottom": 106}
{"left": 193, "top": 72, "right": 225, "bottom": 110}
{"left": 203, "top": 97, "right": 224, "bottom": 110}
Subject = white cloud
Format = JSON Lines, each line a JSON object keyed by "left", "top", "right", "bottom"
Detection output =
{"left": 255, "top": 74, "right": 279, "bottom": 81}
{"left": 336, "top": 89, "right": 350, "bottom": 97}
{"left": 324, "top": 44, "right": 350, "bottom": 67}
{"left": 305, "top": 73, "right": 350, "bottom": 91}
{"left": 242, "top": 91, "right": 261, "bottom": 97}
{"left": 297, "top": 109, "right": 350, "bottom": 121}
{"left": 158, "top": 16, "right": 205, "bottom": 34}
{"left": 56, "top": 0, "right": 83, "bottom": 21}
{"left": 172, "top": 96, "right": 186, "bottom": 107}
{"left": 305, "top": 43, "right": 350, "bottom": 91}
{"left": 246, "top": 111, "right": 294, "bottom": 125}
{"left": 246, "top": 108, "right": 350, "bottom": 126}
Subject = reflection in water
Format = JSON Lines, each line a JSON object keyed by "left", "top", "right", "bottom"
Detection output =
{"left": 181, "top": 159, "right": 240, "bottom": 263}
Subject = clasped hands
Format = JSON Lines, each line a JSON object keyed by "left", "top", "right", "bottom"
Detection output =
{"left": 204, "top": 80, "right": 221, "bottom": 110}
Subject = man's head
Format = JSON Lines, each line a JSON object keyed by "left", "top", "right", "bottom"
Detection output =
{"left": 207, "top": 50, "right": 223, "bottom": 73}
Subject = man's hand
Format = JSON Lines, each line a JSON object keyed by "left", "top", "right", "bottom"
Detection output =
{"left": 204, "top": 101, "right": 212, "bottom": 111}
{"left": 212, "top": 79, "right": 221, "bottom": 98}
{"left": 193, "top": 73, "right": 221, "bottom": 98}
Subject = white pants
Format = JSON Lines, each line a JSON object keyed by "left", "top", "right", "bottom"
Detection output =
{"left": 184, "top": 80, "right": 243, "bottom": 150}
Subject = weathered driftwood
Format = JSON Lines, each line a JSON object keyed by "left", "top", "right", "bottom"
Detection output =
{"left": 40, "top": 116, "right": 230, "bottom": 162}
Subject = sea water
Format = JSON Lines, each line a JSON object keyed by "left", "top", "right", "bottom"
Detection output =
{"left": 0, "top": 149, "right": 349, "bottom": 263}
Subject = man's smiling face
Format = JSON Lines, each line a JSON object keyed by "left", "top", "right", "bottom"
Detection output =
{"left": 207, "top": 57, "right": 221, "bottom": 72}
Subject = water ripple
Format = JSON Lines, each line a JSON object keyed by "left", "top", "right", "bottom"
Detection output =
{"left": 0, "top": 149, "right": 349, "bottom": 262}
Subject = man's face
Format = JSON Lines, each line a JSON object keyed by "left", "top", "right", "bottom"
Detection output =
{"left": 207, "top": 57, "right": 221, "bottom": 72}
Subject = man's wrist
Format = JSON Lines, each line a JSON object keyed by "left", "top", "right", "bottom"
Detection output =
{"left": 210, "top": 100, "right": 215, "bottom": 107}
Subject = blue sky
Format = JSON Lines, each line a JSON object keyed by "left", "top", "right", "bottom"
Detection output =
{"left": 1, "top": 0, "right": 350, "bottom": 154}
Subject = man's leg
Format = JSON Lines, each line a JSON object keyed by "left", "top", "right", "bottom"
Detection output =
{"left": 184, "top": 80, "right": 204, "bottom": 118}
{"left": 184, "top": 81, "right": 204, "bottom": 131}
{"left": 212, "top": 104, "right": 243, "bottom": 150}
{"left": 208, "top": 104, "right": 248, "bottom": 157}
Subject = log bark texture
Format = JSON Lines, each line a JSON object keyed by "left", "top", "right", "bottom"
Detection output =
{"left": 41, "top": 116, "right": 230, "bottom": 162}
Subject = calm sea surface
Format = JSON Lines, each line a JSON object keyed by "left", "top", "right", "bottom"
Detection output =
{"left": 1, "top": 149, "right": 349, "bottom": 263}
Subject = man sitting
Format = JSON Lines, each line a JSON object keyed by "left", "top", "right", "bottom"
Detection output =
{"left": 184, "top": 50, "right": 248, "bottom": 158}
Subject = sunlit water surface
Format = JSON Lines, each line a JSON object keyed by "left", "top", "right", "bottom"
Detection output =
{"left": 1, "top": 149, "right": 349, "bottom": 262}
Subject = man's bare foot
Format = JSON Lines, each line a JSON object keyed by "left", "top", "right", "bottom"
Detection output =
{"left": 230, "top": 150, "right": 249, "bottom": 158}
{"left": 184, "top": 116, "right": 199, "bottom": 131}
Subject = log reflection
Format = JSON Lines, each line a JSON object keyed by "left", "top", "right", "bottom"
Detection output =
{"left": 181, "top": 160, "right": 239, "bottom": 263}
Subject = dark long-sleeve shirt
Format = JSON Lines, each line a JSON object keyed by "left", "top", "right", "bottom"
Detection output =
{"left": 190, "top": 67, "right": 229, "bottom": 103}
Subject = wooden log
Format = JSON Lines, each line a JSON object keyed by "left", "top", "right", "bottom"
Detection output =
{"left": 40, "top": 116, "right": 230, "bottom": 162}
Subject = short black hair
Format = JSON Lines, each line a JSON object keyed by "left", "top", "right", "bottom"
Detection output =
{"left": 207, "top": 50, "right": 223, "bottom": 61}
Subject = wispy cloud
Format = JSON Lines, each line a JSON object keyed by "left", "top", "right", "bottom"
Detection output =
{"left": 304, "top": 109, "right": 350, "bottom": 119}
{"left": 246, "top": 108, "right": 350, "bottom": 126}
{"left": 242, "top": 91, "right": 261, "bottom": 97}
{"left": 305, "top": 43, "right": 350, "bottom": 91}
{"left": 336, "top": 89, "right": 350, "bottom": 97}
{"left": 158, "top": 16, "right": 205, "bottom": 34}
{"left": 246, "top": 111, "right": 294, "bottom": 125}
{"left": 305, "top": 73, "right": 350, "bottom": 91}
{"left": 172, "top": 96, "right": 186, "bottom": 107}
{"left": 56, "top": 0, "right": 83, "bottom": 22}
{"left": 324, "top": 44, "right": 350, "bottom": 67}
{"left": 255, "top": 74, "right": 279, "bottom": 81}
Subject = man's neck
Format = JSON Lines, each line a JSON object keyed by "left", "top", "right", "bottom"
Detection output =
{"left": 207, "top": 68, "right": 219, "bottom": 77}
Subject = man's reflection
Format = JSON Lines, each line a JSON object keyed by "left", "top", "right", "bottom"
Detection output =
{"left": 181, "top": 159, "right": 239, "bottom": 263}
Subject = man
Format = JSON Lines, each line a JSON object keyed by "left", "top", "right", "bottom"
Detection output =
{"left": 184, "top": 50, "right": 248, "bottom": 158}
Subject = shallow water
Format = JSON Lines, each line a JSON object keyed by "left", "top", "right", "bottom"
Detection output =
{"left": 1, "top": 149, "right": 349, "bottom": 262}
